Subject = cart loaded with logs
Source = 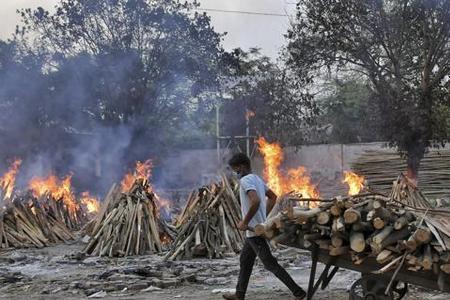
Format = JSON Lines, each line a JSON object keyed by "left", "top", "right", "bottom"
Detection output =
{"left": 254, "top": 174, "right": 450, "bottom": 300}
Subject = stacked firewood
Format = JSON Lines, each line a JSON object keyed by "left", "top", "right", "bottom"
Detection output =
{"left": 256, "top": 175, "right": 450, "bottom": 278}
{"left": 83, "top": 179, "right": 169, "bottom": 257}
{"left": 165, "top": 175, "right": 243, "bottom": 260}
{"left": 0, "top": 194, "right": 75, "bottom": 249}
{"left": 353, "top": 149, "right": 450, "bottom": 198}
{"left": 35, "top": 193, "right": 87, "bottom": 231}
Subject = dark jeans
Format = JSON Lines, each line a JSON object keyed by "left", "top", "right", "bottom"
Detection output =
{"left": 236, "top": 236, "right": 304, "bottom": 299}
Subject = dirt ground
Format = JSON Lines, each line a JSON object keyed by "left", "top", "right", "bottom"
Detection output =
{"left": 0, "top": 241, "right": 449, "bottom": 300}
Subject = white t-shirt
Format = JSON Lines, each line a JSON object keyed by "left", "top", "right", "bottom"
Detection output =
{"left": 239, "top": 174, "right": 268, "bottom": 237}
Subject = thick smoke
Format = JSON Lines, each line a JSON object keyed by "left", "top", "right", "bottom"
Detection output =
{"left": 0, "top": 0, "right": 273, "bottom": 198}
{"left": 0, "top": 49, "right": 210, "bottom": 196}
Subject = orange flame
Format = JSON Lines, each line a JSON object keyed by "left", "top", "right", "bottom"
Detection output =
{"left": 285, "top": 167, "right": 320, "bottom": 199}
{"left": 343, "top": 171, "right": 365, "bottom": 196}
{"left": 28, "top": 174, "right": 79, "bottom": 216}
{"left": 0, "top": 159, "right": 22, "bottom": 199}
{"left": 121, "top": 159, "right": 153, "bottom": 192}
{"left": 256, "top": 137, "right": 319, "bottom": 202}
{"left": 256, "top": 137, "right": 284, "bottom": 196}
{"left": 80, "top": 191, "right": 100, "bottom": 214}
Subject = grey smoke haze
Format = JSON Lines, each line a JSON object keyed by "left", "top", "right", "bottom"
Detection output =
{"left": 0, "top": 52, "right": 138, "bottom": 195}
{"left": 0, "top": 0, "right": 231, "bottom": 197}
{"left": 0, "top": 0, "right": 296, "bottom": 59}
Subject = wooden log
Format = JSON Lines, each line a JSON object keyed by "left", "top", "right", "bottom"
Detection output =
{"left": 377, "top": 250, "right": 394, "bottom": 264}
{"left": 270, "top": 229, "right": 297, "bottom": 248}
{"left": 376, "top": 227, "right": 411, "bottom": 252}
{"left": 413, "top": 226, "right": 432, "bottom": 244}
{"left": 406, "top": 254, "right": 419, "bottom": 266}
{"left": 373, "top": 217, "right": 385, "bottom": 230}
{"left": 331, "top": 235, "right": 344, "bottom": 248}
{"left": 332, "top": 217, "right": 345, "bottom": 232}
{"left": 330, "top": 205, "right": 341, "bottom": 217}
{"left": 344, "top": 208, "right": 361, "bottom": 225}
{"left": 372, "top": 200, "right": 384, "bottom": 210}
{"left": 422, "top": 245, "right": 433, "bottom": 270}
{"left": 394, "top": 217, "right": 409, "bottom": 230}
{"left": 329, "top": 246, "right": 349, "bottom": 256}
{"left": 394, "top": 212, "right": 414, "bottom": 230}
{"left": 254, "top": 212, "right": 282, "bottom": 236}
{"left": 372, "top": 226, "right": 394, "bottom": 245}
{"left": 290, "top": 208, "right": 322, "bottom": 223}
{"left": 440, "top": 264, "right": 450, "bottom": 274}
{"left": 317, "top": 211, "right": 331, "bottom": 225}
{"left": 350, "top": 232, "right": 366, "bottom": 253}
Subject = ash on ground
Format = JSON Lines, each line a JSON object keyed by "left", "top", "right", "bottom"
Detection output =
{"left": 0, "top": 242, "right": 447, "bottom": 300}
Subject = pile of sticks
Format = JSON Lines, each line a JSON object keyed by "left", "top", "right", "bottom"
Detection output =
{"left": 165, "top": 175, "right": 243, "bottom": 260}
{"left": 256, "top": 175, "right": 450, "bottom": 279}
{"left": 0, "top": 194, "right": 75, "bottom": 249}
{"left": 83, "top": 179, "right": 168, "bottom": 257}
{"left": 352, "top": 149, "right": 450, "bottom": 198}
{"left": 36, "top": 193, "right": 87, "bottom": 231}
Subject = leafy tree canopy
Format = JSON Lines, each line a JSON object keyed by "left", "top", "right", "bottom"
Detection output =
{"left": 286, "top": 0, "right": 450, "bottom": 177}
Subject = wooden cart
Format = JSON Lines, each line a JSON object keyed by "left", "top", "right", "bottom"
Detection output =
{"left": 293, "top": 244, "right": 450, "bottom": 300}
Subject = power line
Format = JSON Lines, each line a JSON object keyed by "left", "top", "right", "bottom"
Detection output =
{"left": 196, "top": 8, "right": 289, "bottom": 17}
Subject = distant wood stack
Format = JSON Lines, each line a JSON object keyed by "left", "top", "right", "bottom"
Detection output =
{"left": 352, "top": 149, "right": 450, "bottom": 198}
{"left": 0, "top": 193, "right": 76, "bottom": 249}
{"left": 83, "top": 179, "right": 170, "bottom": 257}
{"left": 165, "top": 175, "right": 243, "bottom": 260}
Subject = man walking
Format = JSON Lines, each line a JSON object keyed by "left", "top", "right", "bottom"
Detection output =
{"left": 223, "top": 153, "right": 306, "bottom": 300}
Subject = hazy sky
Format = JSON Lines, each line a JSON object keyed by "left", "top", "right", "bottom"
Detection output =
{"left": 0, "top": 0, "right": 296, "bottom": 59}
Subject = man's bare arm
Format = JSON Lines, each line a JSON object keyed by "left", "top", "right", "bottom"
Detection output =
{"left": 266, "top": 189, "right": 277, "bottom": 216}
{"left": 242, "top": 190, "right": 261, "bottom": 226}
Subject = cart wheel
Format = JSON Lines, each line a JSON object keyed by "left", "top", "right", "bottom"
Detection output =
{"left": 391, "top": 281, "right": 408, "bottom": 300}
{"left": 349, "top": 275, "right": 406, "bottom": 300}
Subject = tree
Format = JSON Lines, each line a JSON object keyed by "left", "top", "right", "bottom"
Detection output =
{"left": 220, "top": 48, "right": 317, "bottom": 146}
{"left": 316, "top": 78, "right": 383, "bottom": 144}
{"left": 0, "top": 41, "right": 51, "bottom": 160}
{"left": 16, "top": 0, "right": 223, "bottom": 149}
{"left": 286, "top": 0, "right": 450, "bottom": 179}
{"left": 0, "top": 0, "right": 225, "bottom": 193}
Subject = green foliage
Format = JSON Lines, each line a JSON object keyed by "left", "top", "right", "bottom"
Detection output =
{"left": 220, "top": 48, "right": 317, "bottom": 146}
{"left": 9, "top": 0, "right": 224, "bottom": 155}
{"left": 0, "top": 0, "right": 226, "bottom": 192}
{"left": 318, "top": 78, "right": 383, "bottom": 144}
{"left": 286, "top": 0, "right": 450, "bottom": 175}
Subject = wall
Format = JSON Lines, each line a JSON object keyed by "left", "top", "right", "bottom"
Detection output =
{"left": 157, "top": 142, "right": 450, "bottom": 199}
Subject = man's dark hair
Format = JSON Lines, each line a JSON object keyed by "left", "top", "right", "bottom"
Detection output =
{"left": 228, "top": 153, "right": 251, "bottom": 168}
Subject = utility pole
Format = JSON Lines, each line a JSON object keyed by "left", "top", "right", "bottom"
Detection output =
{"left": 215, "top": 104, "right": 255, "bottom": 163}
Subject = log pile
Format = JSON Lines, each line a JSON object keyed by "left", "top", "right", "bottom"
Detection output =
{"left": 34, "top": 193, "right": 87, "bottom": 231}
{"left": 352, "top": 149, "right": 450, "bottom": 199}
{"left": 83, "top": 179, "right": 169, "bottom": 257}
{"left": 165, "top": 175, "right": 243, "bottom": 260}
{"left": 256, "top": 175, "right": 450, "bottom": 284}
{"left": 0, "top": 193, "right": 75, "bottom": 249}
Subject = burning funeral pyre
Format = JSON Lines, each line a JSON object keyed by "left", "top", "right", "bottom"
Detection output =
{"left": 28, "top": 174, "right": 88, "bottom": 230}
{"left": 0, "top": 160, "right": 99, "bottom": 249}
{"left": 255, "top": 174, "right": 450, "bottom": 288}
{"left": 83, "top": 160, "right": 175, "bottom": 257}
{"left": 256, "top": 137, "right": 320, "bottom": 202}
{"left": 165, "top": 174, "right": 243, "bottom": 260}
